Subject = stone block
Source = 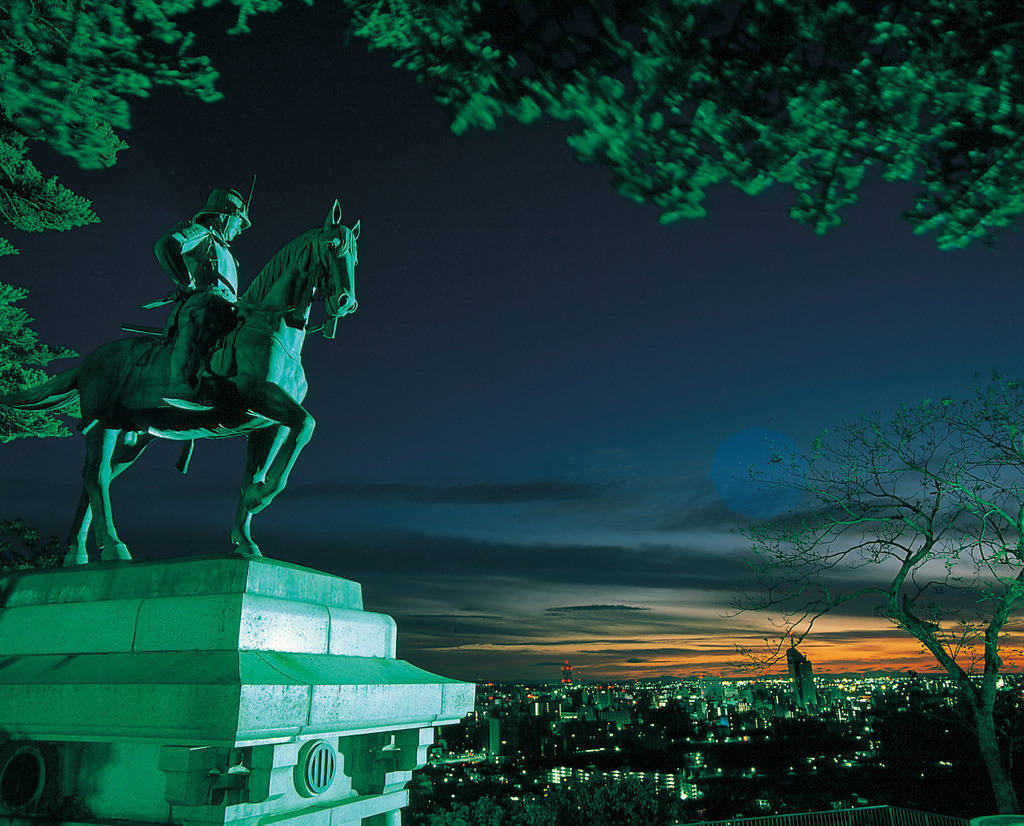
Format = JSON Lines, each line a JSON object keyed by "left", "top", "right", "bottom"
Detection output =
{"left": 239, "top": 595, "right": 331, "bottom": 653}
{"left": 236, "top": 684, "right": 312, "bottom": 739}
{"left": 326, "top": 606, "right": 397, "bottom": 658}
{"left": 135, "top": 594, "right": 246, "bottom": 652}
{"left": 0, "top": 555, "right": 364, "bottom": 611}
{"left": 0, "top": 599, "right": 141, "bottom": 654}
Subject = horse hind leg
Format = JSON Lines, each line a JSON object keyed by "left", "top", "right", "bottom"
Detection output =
{"left": 80, "top": 428, "right": 154, "bottom": 563}
{"left": 66, "top": 430, "right": 155, "bottom": 565}
{"left": 64, "top": 490, "right": 92, "bottom": 566}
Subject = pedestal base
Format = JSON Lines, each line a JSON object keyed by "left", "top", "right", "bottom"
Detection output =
{"left": 0, "top": 555, "right": 474, "bottom": 826}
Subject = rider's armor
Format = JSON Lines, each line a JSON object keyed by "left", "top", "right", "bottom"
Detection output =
{"left": 155, "top": 220, "right": 239, "bottom": 302}
{"left": 154, "top": 188, "right": 249, "bottom": 390}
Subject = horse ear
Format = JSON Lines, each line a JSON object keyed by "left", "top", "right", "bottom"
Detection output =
{"left": 325, "top": 199, "right": 342, "bottom": 229}
{"left": 351, "top": 220, "right": 360, "bottom": 240}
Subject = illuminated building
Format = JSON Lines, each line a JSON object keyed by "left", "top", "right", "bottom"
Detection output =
{"left": 787, "top": 644, "right": 818, "bottom": 711}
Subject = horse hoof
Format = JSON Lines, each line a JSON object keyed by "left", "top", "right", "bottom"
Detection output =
{"left": 100, "top": 542, "right": 132, "bottom": 562}
{"left": 233, "top": 543, "right": 263, "bottom": 558}
{"left": 63, "top": 549, "right": 89, "bottom": 567}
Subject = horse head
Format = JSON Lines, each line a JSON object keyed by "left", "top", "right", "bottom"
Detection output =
{"left": 317, "top": 199, "right": 359, "bottom": 339}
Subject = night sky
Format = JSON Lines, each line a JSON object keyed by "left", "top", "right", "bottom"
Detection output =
{"left": 3, "top": 3, "right": 1023, "bottom": 682}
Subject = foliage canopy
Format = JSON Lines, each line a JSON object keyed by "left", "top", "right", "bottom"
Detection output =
{"left": 0, "top": 0, "right": 307, "bottom": 255}
{"left": 0, "top": 281, "right": 76, "bottom": 442}
{"left": 347, "top": 0, "right": 1024, "bottom": 248}
{"left": 0, "top": 518, "right": 62, "bottom": 571}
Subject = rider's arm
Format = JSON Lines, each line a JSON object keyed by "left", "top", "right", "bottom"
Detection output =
{"left": 154, "top": 221, "right": 209, "bottom": 289}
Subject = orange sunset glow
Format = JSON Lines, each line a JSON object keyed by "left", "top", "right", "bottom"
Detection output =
{"left": 405, "top": 610, "right": 1024, "bottom": 682}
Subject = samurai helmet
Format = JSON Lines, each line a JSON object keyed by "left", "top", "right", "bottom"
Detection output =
{"left": 193, "top": 187, "right": 251, "bottom": 229}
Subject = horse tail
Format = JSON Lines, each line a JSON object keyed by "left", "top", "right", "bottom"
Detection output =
{"left": 0, "top": 367, "right": 79, "bottom": 411}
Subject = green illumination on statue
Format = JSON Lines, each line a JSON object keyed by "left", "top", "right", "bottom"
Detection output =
{"left": 0, "top": 197, "right": 360, "bottom": 565}
{"left": 0, "top": 185, "right": 474, "bottom": 826}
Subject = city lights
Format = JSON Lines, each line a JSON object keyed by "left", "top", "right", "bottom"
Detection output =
{"left": 413, "top": 666, "right": 1021, "bottom": 822}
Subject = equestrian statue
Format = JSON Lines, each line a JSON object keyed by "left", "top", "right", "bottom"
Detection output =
{"left": 0, "top": 192, "right": 359, "bottom": 565}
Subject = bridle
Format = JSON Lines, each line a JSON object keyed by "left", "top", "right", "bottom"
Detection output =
{"left": 308, "top": 225, "right": 358, "bottom": 335}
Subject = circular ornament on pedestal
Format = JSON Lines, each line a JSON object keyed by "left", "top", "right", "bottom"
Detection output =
{"left": 295, "top": 739, "right": 338, "bottom": 796}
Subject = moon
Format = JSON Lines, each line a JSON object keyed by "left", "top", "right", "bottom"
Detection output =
{"left": 711, "top": 427, "right": 806, "bottom": 519}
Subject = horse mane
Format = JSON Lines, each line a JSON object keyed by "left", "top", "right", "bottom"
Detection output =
{"left": 240, "top": 228, "right": 320, "bottom": 307}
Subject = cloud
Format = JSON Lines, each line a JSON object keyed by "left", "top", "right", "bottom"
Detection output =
{"left": 588, "top": 645, "right": 741, "bottom": 657}
{"left": 653, "top": 487, "right": 896, "bottom": 534}
{"left": 393, "top": 614, "right": 550, "bottom": 642}
{"left": 546, "top": 604, "right": 652, "bottom": 614}
{"left": 395, "top": 613, "right": 505, "bottom": 621}
{"left": 457, "top": 637, "right": 682, "bottom": 649}
{"left": 283, "top": 480, "right": 608, "bottom": 504}
{"left": 626, "top": 657, "right": 647, "bottom": 663}
{"left": 655, "top": 499, "right": 751, "bottom": 531}
{"left": 278, "top": 528, "right": 757, "bottom": 594}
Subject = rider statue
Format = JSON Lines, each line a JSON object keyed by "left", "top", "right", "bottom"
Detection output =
{"left": 153, "top": 187, "right": 251, "bottom": 392}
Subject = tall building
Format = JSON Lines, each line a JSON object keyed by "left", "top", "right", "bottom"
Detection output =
{"left": 561, "top": 660, "right": 573, "bottom": 685}
{"left": 486, "top": 715, "right": 511, "bottom": 761}
{"left": 787, "top": 644, "right": 818, "bottom": 711}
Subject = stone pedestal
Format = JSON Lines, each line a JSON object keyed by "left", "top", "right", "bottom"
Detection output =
{"left": 0, "top": 555, "right": 475, "bottom": 826}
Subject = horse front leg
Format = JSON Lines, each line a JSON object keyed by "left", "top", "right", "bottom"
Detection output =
{"left": 231, "top": 426, "right": 279, "bottom": 557}
{"left": 232, "top": 384, "right": 315, "bottom": 554}
{"left": 66, "top": 431, "right": 154, "bottom": 566}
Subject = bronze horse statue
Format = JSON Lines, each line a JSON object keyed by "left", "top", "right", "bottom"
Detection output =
{"left": 0, "top": 200, "right": 358, "bottom": 565}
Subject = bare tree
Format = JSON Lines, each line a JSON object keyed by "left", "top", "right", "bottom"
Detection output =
{"left": 737, "top": 375, "right": 1024, "bottom": 814}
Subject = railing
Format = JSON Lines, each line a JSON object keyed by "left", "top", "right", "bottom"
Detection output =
{"left": 677, "top": 805, "right": 970, "bottom": 826}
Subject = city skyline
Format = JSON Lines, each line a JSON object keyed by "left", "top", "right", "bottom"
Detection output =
{"left": 2, "top": 3, "right": 1024, "bottom": 682}
{"left": 418, "top": 670, "right": 1006, "bottom": 821}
